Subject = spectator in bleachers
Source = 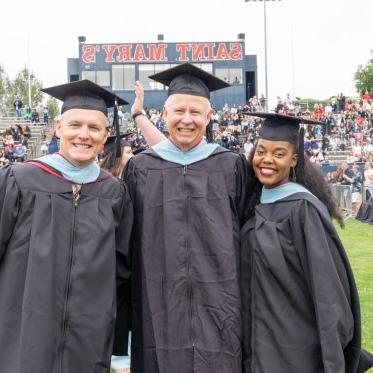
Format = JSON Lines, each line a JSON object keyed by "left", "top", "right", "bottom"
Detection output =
{"left": 324, "top": 102, "right": 333, "bottom": 115}
{"left": 243, "top": 137, "right": 254, "bottom": 159}
{"left": 309, "top": 144, "right": 324, "bottom": 164}
{"left": 362, "top": 90, "right": 372, "bottom": 104}
{"left": 337, "top": 93, "right": 346, "bottom": 112}
{"left": 313, "top": 103, "right": 324, "bottom": 120}
{"left": 4, "top": 143, "right": 15, "bottom": 163}
{"left": 345, "top": 164, "right": 363, "bottom": 216}
{"left": 20, "top": 134, "right": 28, "bottom": 147}
{"left": 228, "top": 134, "right": 240, "bottom": 153}
{"left": 363, "top": 139, "right": 373, "bottom": 162}
{"left": 31, "top": 108, "right": 40, "bottom": 124}
{"left": 14, "top": 124, "right": 23, "bottom": 142}
{"left": 47, "top": 133, "right": 59, "bottom": 154}
{"left": 0, "top": 149, "right": 6, "bottom": 161}
{"left": 364, "top": 162, "right": 373, "bottom": 200}
{"left": 13, "top": 96, "right": 23, "bottom": 118}
{"left": 23, "top": 124, "right": 31, "bottom": 139}
{"left": 117, "top": 106, "right": 124, "bottom": 125}
{"left": 23, "top": 105, "right": 32, "bottom": 121}
{"left": 334, "top": 162, "right": 354, "bottom": 185}
{"left": 259, "top": 94, "right": 266, "bottom": 110}
{"left": 43, "top": 107, "right": 49, "bottom": 125}
{"left": 0, "top": 148, "right": 8, "bottom": 166}
{"left": 14, "top": 144, "right": 27, "bottom": 162}
{"left": 4, "top": 135, "right": 14, "bottom": 147}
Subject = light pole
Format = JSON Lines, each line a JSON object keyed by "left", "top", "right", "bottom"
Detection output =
{"left": 245, "top": 0, "right": 281, "bottom": 112}
{"left": 27, "top": 30, "right": 32, "bottom": 108}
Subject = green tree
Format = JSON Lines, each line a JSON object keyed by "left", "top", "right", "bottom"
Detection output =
{"left": 355, "top": 59, "right": 373, "bottom": 96}
{"left": 0, "top": 64, "right": 8, "bottom": 115}
{"left": 5, "top": 67, "right": 43, "bottom": 112}
{"left": 47, "top": 97, "right": 59, "bottom": 120}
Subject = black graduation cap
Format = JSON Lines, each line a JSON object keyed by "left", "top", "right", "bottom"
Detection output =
{"left": 246, "top": 112, "right": 324, "bottom": 167}
{"left": 245, "top": 112, "right": 323, "bottom": 145}
{"left": 103, "top": 132, "right": 134, "bottom": 154}
{"left": 41, "top": 79, "right": 128, "bottom": 115}
{"left": 42, "top": 80, "right": 129, "bottom": 158}
{"left": 148, "top": 62, "right": 230, "bottom": 100}
{"left": 149, "top": 63, "right": 229, "bottom": 143}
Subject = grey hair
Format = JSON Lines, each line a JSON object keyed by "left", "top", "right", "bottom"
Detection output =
{"left": 164, "top": 95, "right": 212, "bottom": 112}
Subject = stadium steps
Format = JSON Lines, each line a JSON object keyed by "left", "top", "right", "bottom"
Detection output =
{"left": 325, "top": 150, "right": 353, "bottom": 165}
{"left": 0, "top": 117, "right": 47, "bottom": 159}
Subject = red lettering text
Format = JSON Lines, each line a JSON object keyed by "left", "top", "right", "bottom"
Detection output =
{"left": 102, "top": 44, "right": 118, "bottom": 63}
{"left": 147, "top": 44, "right": 168, "bottom": 61}
{"left": 191, "top": 43, "right": 207, "bottom": 61}
{"left": 206, "top": 43, "right": 215, "bottom": 60}
{"left": 133, "top": 44, "right": 148, "bottom": 61}
{"left": 117, "top": 44, "right": 132, "bottom": 62}
{"left": 176, "top": 43, "right": 192, "bottom": 61}
{"left": 82, "top": 45, "right": 96, "bottom": 63}
{"left": 229, "top": 43, "right": 243, "bottom": 60}
{"left": 216, "top": 43, "right": 230, "bottom": 60}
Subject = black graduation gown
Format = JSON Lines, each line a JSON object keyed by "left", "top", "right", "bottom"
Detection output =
{"left": 0, "top": 163, "right": 133, "bottom": 373}
{"left": 122, "top": 147, "right": 247, "bottom": 373}
{"left": 240, "top": 192, "right": 373, "bottom": 373}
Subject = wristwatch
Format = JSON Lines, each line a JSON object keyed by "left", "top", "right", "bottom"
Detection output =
{"left": 132, "top": 110, "right": 147, "bottom": 122}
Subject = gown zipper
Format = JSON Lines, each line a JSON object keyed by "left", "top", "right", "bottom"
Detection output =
{"left": 59, "top": 186, "right": 80, "bottom": 372}
{"left": 183, "top": 166, "right": 195, "bottom": 350}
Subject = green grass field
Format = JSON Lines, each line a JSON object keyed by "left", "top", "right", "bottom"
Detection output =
{"left": 336, "top": 219, "right": 373, "bottom": 371}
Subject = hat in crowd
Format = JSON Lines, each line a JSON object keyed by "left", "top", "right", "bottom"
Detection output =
{"left": 104, "top": 132, "right": 134, "bottom": 155}
{"left": 148, "top": 62, "right": 230, "bottom": 100}
{"left": 42, "top": 80, "right": 129, "bottom": 158}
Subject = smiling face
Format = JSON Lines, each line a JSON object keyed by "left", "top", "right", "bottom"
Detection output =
{"left": 163, "top": 94, "right": 212, "bottom": 151}
{"left": 56, "top": 108, "right": 109, "bottom": 168}
{"left": 253, "top": 139, "right": 298, "bottom": 189}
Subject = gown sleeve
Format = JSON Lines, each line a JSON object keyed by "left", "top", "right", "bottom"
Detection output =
{"left": 0, "top": 165, "right": 20, "bottom": 262}
{"left": 290, "top": 199, "right": 356, "bottom": 373}
{"left": 113, "top": 166, "right": 135, "bottom": 356}
{"left": 234, "top": 154, "right": 248, "bottom": 226}
{"left": 121, "top": 158, "right": 137, "bottom": 201}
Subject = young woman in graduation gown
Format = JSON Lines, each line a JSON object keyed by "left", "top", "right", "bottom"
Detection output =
{"left": 240, "top": 113, "right": 373, "bottom": 373}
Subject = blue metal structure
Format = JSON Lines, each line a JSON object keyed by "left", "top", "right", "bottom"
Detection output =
{"left": 67, "top": 41, "right": 257, "bottom": 110}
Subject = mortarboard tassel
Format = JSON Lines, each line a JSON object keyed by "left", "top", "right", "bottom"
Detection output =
{"left": 113, "top": 102, "right": 122, "bottom": 158}
{"left": 205, "top": 121, "right": 214, "bottom": 143}
{"left": 297, "top": 126, "right": 305, "bottom": 170}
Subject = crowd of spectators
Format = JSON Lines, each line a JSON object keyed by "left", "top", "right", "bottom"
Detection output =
{"left": 120, "top": 91, "right": 372, "bottom": 163}
{"left": 118, "top": 91, "right": 372, "bottom": 215}
{"left": 0, "top": 97, "right": 51, "bottom": 165}
{"left": 0, "top": 123, "right": 31, "bottom": 165}
{"left": 13, "top": 97, "right": 49, "bottom": 125}
{"left": 5, "top": 91, "right": 373, "bottom": 214}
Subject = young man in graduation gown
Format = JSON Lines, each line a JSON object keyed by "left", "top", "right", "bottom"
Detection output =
{"left": 121, "top": 63, "right": 248, "bottom": 373}
{"left": 0, "top": 80, "right": 134, "bottom": 373}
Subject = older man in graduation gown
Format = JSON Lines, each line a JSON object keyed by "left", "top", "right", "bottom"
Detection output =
{"left": 121, "top": 63, "right": 248, "bottom": 373}
{"left": 0, "top": 80, "right": 133, "bottom": 373}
